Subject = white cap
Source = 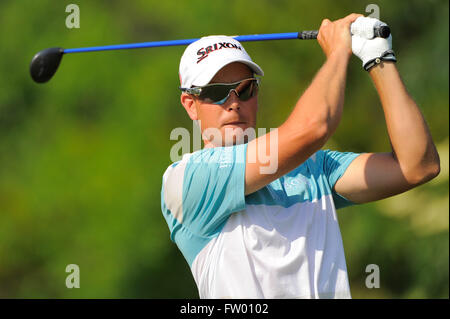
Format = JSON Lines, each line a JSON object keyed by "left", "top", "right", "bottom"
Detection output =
{"left": 179, "top": 35, "right": 264, "bottom": 89}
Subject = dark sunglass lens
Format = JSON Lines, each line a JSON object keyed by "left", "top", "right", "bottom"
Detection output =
{"left": 199, "top": 84, "right": 233, "bottom": 103}
{"left": 237, "top": 80, "right": 257, "bottom": 101}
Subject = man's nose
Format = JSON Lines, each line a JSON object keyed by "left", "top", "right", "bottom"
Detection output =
{"left": 226, "top": 90, "right": 240, "bottom": 111}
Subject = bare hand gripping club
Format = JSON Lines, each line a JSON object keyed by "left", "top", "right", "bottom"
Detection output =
{"left": 29, "top": 25, "right": 390, "bottom": 83}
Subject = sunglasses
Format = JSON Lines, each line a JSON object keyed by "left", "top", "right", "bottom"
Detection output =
{"left": 181, "top": 77, "right": 260, "bottom": 105}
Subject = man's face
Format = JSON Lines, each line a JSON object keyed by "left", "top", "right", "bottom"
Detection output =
{"left": 181, "top": 62, "right": 258, "bottom": 147}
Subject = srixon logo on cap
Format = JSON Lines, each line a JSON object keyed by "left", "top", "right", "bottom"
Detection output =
{"left": 197, "top": 42, "right": 242, "bottom": 63}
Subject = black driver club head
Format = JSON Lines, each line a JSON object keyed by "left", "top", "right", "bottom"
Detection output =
{"left": 30, "top": 47, "right": 64, "bottom": 83}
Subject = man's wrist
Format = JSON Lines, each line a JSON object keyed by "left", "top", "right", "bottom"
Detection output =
{"left": 363, "top": 50, "right": 397, "bottom": 71}
{"left": 327, "top": 48, "right": 352, "bottom": 63}
{"left": 368, "top": 60, "right": 397, "bottom": 75}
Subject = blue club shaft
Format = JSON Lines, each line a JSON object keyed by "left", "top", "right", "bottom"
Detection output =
{"left": 63, "top": 32, "right": 303, "bottom": 54}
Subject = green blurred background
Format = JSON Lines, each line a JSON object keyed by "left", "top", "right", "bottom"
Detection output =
{"left": 0, "top": 0, "right": 448, "bottom": 298}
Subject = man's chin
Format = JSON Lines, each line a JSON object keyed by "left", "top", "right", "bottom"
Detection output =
{"left": 223, "top": 126, "right": 256, "bottom": 145}
{"left": 223, "top": 133, "right": 254, "bottom": 146}
{"left": 203, "top": 125, "right": 256, "bottom": 147}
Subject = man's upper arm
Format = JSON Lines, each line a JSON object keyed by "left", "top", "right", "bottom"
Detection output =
{"left": 334, "top": 152, "right": 421, "bottom": 204}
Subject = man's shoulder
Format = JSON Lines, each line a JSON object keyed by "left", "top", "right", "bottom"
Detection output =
{"left": 283, "top": 149, "right": 348, "bottom": 181}
{"left": 161, "top": 148, "right": 215, "bottom": 183}
{"left": 292, "top": 150, "right": 326, "bottom": 172}
{"left": 162, "top": 152, "right": 195, "bottom": 179}
{"left": 303, "top": 149, "right": 350, "bottom": 169}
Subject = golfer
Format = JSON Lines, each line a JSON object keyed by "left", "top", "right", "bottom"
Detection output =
{"left": 161, "top": 14, "right": 440, "bottom": 298}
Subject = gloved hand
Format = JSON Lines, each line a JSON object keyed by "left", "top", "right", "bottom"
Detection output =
{"left": 351, "top": 16, "right": 397, "bottom": 71}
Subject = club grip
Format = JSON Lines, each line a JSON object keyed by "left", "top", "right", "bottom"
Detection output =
{"left": 298, "top": 25, "right": 391, "bottom": 40}
{"left": 298, "top": 30, "right": 318, "bottom": 39}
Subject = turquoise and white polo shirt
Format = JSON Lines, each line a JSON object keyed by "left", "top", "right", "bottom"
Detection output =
{"left": 161, "top": 143, "right": 360, "bottom": 298}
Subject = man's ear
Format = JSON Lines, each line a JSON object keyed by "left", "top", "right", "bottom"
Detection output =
{"left": 180, "top": 93, "right": 198, "bottom": 121}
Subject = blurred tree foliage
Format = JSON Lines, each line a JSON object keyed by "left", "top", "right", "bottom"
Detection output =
{"left": 0, "top": 0, "right": 448, "bottom": 298}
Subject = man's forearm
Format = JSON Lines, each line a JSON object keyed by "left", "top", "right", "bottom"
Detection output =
{"left": 369, "top": 62, "right": 440, "bottom": 182}
{"left": 283, "top": 49, "right": 350, "bottom": 138}
{"left": 244, "top": 14, "right": 360, "bottom": 195}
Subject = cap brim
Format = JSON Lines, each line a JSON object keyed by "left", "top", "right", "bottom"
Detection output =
{"left": 191, "top": 58, "right": 264, "bottom": 87}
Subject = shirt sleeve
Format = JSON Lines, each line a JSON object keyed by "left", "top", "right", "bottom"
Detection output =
{"left": 321, "top": 149, "right": 362, "bottom": 209}
{"left": 163, "top": 143, "right": 248, "bottom": 239}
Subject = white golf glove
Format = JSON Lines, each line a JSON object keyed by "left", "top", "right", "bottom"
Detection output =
{"left": 351, "top": 17, "right": 397, "bottom": 71}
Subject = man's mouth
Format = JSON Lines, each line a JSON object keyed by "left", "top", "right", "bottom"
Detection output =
{"left": 223, "top": 121, "right": 246, "bottom": 126}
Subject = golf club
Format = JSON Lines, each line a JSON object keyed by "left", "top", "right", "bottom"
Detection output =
{"left": 30, "top": 25, "right": 390, "bottom": 83}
